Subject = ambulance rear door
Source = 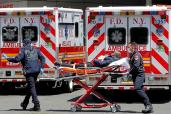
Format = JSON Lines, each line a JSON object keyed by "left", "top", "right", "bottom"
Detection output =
{"left": 128, "top": 16, "right": 151, "bottom": 73}
{"left": 105, "top": 16, "right": 127, "bottom": 57}
{"left": 0, "top": 17, "right": 20, "bottom": 69}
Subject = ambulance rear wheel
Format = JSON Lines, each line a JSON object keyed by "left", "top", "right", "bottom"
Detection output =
{"left": 67, "top": 80, "right": 74, "bottom": 92}
{"left": 62, "top": 80, "right": 74, "bottom": 92}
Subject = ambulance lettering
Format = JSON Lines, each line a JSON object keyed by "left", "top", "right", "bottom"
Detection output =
{"left": 4, "top": 18, "right": 16, "bottom": 25}
{"left": 3, "top": 43, "right": 21, "bottom": 48}
{"left": 62, "top": 41, "right": 71, "bottom": 46}
{"left": 108, "top": 45, "right": 127, "bottom": 51}
{"left": 24, "top": 17, "right": 35, "bottom": 24}
{"left": 110, "top": 18, "right": 123, "bottom": 25}
{"left": 108, "top": 45, "right": 146, "bottom": 51}
{"left": 132, "top": 17, "right": 146, "bottom": 25}
{"left": 6, "top": 62, "right": 19, "bottom": 66}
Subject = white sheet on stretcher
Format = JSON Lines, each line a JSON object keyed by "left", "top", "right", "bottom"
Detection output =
{"left": 108, "top": 58, "right": 130, "bottom": 70}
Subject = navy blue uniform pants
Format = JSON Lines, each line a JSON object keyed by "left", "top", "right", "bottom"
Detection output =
{"left": 23, "top": 73, "right": 39, "bottom": 105}
{"left": 132, "top": 73, "right": 151, "bottom": 106}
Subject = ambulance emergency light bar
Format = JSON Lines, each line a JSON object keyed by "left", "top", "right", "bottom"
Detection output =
{"left": 87, "top": 6, "right": 167, "bottom": 16}
{"left": 87, "top": 5, "right": 167, "bottom": 12}
{"left": 0, "top": 7, "right": 82, "bottom": 12}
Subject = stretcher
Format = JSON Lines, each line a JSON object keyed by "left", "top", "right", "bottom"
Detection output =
{"left": 55, "top": 58, "right": 129, "bottom": 113}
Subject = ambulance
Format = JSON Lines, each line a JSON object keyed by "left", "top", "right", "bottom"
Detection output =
{"left": 85, "top": 6, "right": 171, "bottom": 90}
{"left": 0, "top": 7, "right": 84, "bottom": 92}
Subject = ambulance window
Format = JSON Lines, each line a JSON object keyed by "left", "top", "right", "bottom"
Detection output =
{"left": 2, "top": 26, "right": 18, "bottom": 42}
{"left": 22, "top": 26, "right": 38, "bottom": 42}
{"left": 130, "top": 27, "right": 148, "bottom": 44}
{"left": 75, "top": 22, "right": 79, "bottom": 38}
{"left": 108, "top": 28, "right": 126, "bottom": 45}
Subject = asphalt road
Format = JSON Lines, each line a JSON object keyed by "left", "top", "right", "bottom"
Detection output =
{"left": 0, "top": 86, "right": 171, "bottom": 114}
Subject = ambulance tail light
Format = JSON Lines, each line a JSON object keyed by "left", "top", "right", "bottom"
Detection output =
{"left": 93, "top": 40, "right": 100, "bottom": 49}
{"left": 157, "top": 39, "right": 163, "bottom": 45}
{"left": 154, "top": 77, "right": 168, "bottom": 80}
{"left": 148, "top": 76, "right": 168, "bottom": 81}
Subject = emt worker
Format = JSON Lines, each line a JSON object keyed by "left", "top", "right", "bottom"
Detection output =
{"left": 3, "top": 39, "right": 45, "bottom": 111}
{"left": 128, "top": 42, "right": 153, "bottom": 113}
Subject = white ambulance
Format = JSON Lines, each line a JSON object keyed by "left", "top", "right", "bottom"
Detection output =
{"left": 0, "top": 7, "right": 84, "bottom": 92}
{"left": 85, "top": 6, "right": 171, "bottom": 90}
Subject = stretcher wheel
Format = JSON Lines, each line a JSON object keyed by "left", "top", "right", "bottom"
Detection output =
{"left": 110, "top": 104, "right": 121, "bottom": 113}
{"left": 115, "top": 104, "right": 121, "bottom": 112}
{"left": 70, "top": 105, "right": 82, "bottom": 112}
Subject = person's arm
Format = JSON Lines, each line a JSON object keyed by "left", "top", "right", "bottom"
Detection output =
{"left": 37, "top": 49, "right": 45, "bottom": 68}
{"left": 7, "top": 48, "right": 24, "bottom": 63}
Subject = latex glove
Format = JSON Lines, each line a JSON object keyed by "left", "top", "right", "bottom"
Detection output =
{"left": 2, "top": 53, "right": 8, "bottom": 59}
{"left": 40, "top": 68, "right": 44, "bottom": 74}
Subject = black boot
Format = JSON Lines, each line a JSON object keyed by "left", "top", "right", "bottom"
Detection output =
{"left": 31, "top": 103, "right": 41, "bottom": 111}
{"left": 20, "top": 102, "right": 29, "bottom": 110}
{"left": 142, "top": 105, "right": 153, "bottom": 113}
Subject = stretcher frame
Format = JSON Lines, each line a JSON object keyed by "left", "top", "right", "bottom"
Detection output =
{"left": 57, "top": 65, "right": 127, "bottom": 112}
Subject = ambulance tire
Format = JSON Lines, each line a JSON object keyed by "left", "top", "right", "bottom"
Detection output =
{"left": 62, "top": 80, "right": 74, "bottom": 93}
{"left": 169, "top": 86, "right": 171, "bottom": 93}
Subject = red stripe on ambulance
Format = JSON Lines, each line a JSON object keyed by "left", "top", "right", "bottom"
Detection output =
{"left": 88, "top": 33, "right": 105, "bottom": 55}
{"left": 151, "top": 64, "right": 161, "bottom": 74}
{"left": 151, "top": 49, "right": 168, "bottom": 70}
{"left": 40, "top": 31, "right": 56, "bottom": 51}
{"left": 40, "top": 45, "right": 56, "bottom": 64}
{"left": 88, "top": 23, "right": 104, "bottom": 40}
{"left": 152, "top": 33, "right": 169, "bottom": 55}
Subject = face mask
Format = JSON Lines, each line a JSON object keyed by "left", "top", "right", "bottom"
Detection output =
{"left": 128, "top": 48, "right": 131, "bottom": 53}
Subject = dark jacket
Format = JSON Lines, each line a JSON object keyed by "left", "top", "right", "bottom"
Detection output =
{"left": 129, "top": 50, "right": 144, "bottom": 75}
{"left": 7, "top": 46, "right": 45, "bottom": 74}
{"left": 93, "top": 56, "right": 120, "bottom": 67}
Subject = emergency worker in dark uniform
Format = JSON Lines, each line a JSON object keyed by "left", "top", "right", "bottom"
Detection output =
{"left": 93, "top": 51, "right": 121, "bottom": 67}
{"left": 128, "top": 42, "right": 153, "bottom": 113}
{"left": 4, "top": 39, "right": 45, "bottom": 111}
